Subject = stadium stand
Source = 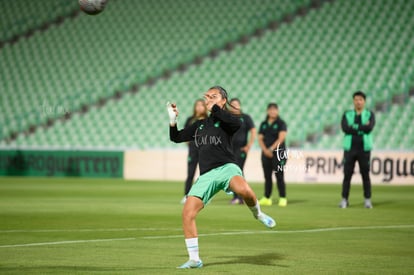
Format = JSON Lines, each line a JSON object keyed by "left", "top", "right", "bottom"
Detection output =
{"left": 1, "top": 0, "right": 413, "bottom": 150}
{"left": 0, "top": 0, "right": 311, "bottom": 141}
{"left": 0, "top": 0, "right": 78, "bottom": 43}
{"left": 312, "top": 96, "right": 414, "bottom": 150}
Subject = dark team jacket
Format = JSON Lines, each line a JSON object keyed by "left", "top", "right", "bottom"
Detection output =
{"left": 341, "top": 110, "right": 375, "bottom": 151}
{"left": 259, "top": 117, "right": 287, "bottom": 150}
{"left": 232, "top": 113, "right": 255, "bottom": 149}
{"left": 184, "top": 116, "right": 198, "bottom": 156}
{"left": 170, "top": 104, "right": 241, "bottom": 175}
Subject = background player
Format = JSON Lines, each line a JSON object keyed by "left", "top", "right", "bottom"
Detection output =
{"left": 258, "top": 103, "right": 288, "bottom": 207}
{"left": 181, "top": 99, "right": 208, "bottom": 204}
{"left": 228, "top": 98, "right": 256, "bottom": 205}
{"left": 340, "top": 91, "right": 375, "bottom": 209}
{"left": 168, "top": 86, "right": 276, "bottom": 269}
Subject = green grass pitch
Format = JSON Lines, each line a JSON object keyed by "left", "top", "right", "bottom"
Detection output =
{"left": 0, "top": 177, "right": 413, "bottom": 274}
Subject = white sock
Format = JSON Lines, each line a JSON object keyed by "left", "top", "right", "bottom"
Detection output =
{"left": 185, "top": 238, "right": 200, "bottom": 261}
{"left": 248, "top": 200, "right": 262, "bottom": 218}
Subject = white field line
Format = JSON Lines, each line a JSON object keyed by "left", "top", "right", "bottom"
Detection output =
{"left": 0, "top": 228, "right": 183, "bottom": 233}
{"left": 1, "top": 224, "right": 413, "bottom": 248}
{"left": 0, "top": 238, "right": 135, "bottom": 248}
{"left": 142, "top": 224, "right": 414, "bottom": 239}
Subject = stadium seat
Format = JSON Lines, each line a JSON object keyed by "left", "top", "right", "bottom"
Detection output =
{"left": 2, "top": 0, "right": 413, "bottom": 150}
{"left": 1, "top": 0, "right": 312, "bottom": 139}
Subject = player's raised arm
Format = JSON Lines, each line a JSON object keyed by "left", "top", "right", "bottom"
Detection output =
{"left": 167, "top": 102, "right": 198, "bottom": 143}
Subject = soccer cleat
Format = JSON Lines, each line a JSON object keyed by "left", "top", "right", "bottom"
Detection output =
{"left": 177, "top": 259, "right": 203, "bottom": 269}
{"left": 259, "top": 197, "right": 273, "bottom": 206}
{"left": 339, "top": 198, "right": 349, "bottom": 209}
{"left": 257, "top": 213, "right": 276, "bottom": 228}
{"left": 364, "top": 199, "right": 373, "bottom": 209}
{"left": 278, "top": 198, "right": 287, "bottom": 207}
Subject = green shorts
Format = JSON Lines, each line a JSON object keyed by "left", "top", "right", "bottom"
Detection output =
{"left": 188, "top": 163, "right": 243, "bottom": 205}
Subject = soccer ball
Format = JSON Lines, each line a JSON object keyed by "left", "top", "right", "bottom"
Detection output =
{"left": 79, "top": 0, "right": 107, "bottom": 15}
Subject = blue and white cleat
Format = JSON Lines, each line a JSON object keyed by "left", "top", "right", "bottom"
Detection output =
{"left": 257, "top": 213, "right": 276, "bottom": 228}
{"left": 177, "top": 259, "right": 203, "bottom": 269}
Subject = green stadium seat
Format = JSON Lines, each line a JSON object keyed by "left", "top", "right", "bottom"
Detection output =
{"left": 2, "top": 0, "right": 413, "bottom": 150}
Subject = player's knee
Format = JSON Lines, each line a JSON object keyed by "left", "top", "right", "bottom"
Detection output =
{"left": 182, "top": 208, "right": 197, "bottom": 222}
{"left": 182, "top": 211, "right": 191, "bottom": 223}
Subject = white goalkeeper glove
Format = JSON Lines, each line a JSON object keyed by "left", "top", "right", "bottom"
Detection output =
{"left": 166, "top": 102, "right": 177, "bottom": 125}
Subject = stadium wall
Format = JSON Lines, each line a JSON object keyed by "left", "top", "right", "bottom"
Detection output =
{"left": 1, "top": 149, "right": 412, "bottom": 184}
{"left": 0, "top": 149, "right": 123, "bottom": 178}
{"left": 124, "top": 149, "right": 414, "bottom": 184}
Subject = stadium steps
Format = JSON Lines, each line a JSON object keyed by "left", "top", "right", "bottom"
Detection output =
{"left": 2, "top": 0, "right": 413, "bottom": 150}
{"left": 309, "top": 95, "right": 414, "bottom": 150}
{"left": 301, "top": 74, "right": 414, "bottom": 148}
{"left": 144, "top": 0, "right": 412, "bottom": 149}
{"left": 0, "top": 0, "right": 80, "bottom": 47}
{"left": 1, "top": 0, "right": 322, "bottom": 144}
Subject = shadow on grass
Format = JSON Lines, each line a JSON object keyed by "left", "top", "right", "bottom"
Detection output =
{"left": 347, "top": 200, "right": 394, "bottom": 208}
{"left": 204, "top": 252, "right": 288, "bottom": 268}
{"left": 286, "top": 199, "right": 307, "bottom": 205}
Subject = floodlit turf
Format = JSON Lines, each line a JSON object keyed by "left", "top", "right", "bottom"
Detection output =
{"left": 0, "top": 177, "right": 413, "bottom": 274}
